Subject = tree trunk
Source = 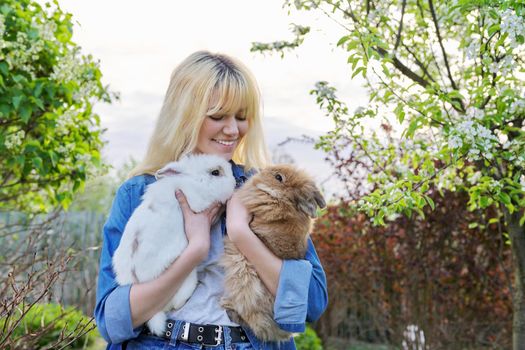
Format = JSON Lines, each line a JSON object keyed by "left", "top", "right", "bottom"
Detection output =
{"left": 504, "top": 209, "right": 525, "bottom": 350}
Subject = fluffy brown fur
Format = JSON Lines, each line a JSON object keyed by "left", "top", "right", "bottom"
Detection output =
{"left": 220, "top": 165, "right": 326, "bottom": 341}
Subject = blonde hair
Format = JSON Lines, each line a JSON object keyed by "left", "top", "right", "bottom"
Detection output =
{"left": 129, "top": 51, "right": 270, "bottom": 178}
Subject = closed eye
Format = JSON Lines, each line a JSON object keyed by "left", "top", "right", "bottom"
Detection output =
{"left": 208, "top": 114, "right": 225, "bottom": 121}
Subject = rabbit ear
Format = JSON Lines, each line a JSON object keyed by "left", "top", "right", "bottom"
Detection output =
{"left": 298, "top": 200, "right": 318, "bottom": 218}
{"left": 298, "top": 190, "right": 326, "bottom": 218}
{"left": 313, "top": 190, "right": 326, "bottom": 209}
{"left": 155, "top": 163, "right": 180, "bottom": 179}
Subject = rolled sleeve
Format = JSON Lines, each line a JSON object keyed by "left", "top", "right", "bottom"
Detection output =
{"left": 273, "top": 238, "right": 328, "bottom": 333}
{"left": 273, "top": 259, "right": 313, "bottom": 332}
{"left": 105, "top": 285, "right": 143, "bottom": 343}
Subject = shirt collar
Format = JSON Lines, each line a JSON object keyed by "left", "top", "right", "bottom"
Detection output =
{"left": 229, "top": 160, "right": 248, "bottom": 188}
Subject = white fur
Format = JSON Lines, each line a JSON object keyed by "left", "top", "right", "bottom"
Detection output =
{"left": 112, "top": 154, "right": 236, "bottom": 336}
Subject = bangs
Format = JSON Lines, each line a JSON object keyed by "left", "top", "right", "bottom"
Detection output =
{"left": 207, "top": 73, "right": 252, "bottom": 118}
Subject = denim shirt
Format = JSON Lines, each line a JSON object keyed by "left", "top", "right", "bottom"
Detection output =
{"left": 94, "top": 162, "right": 328, "bottom": 350}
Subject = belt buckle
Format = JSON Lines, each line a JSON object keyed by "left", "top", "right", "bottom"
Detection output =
{"left": 180, "top": 322, "right": 190, "bottom": 341}
{"left": 203, "top": 325, "right": 223, "bottom": 346}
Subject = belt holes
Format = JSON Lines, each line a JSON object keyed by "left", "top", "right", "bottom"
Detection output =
{"left": 198, "top": 326, "right": 204, "bottom": 332}
{"left": 197, "top": 335, "right": 203, "bottom": 341}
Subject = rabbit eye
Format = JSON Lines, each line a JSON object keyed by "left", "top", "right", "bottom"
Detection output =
{"left": 274, "top": 174, "right": 283, "bottom": 182}
{"left": 211, "top": 169, "right": 220, "bottom": 176}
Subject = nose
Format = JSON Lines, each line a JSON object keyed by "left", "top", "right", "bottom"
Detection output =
{"left": 223, "top": 115, "right": 239, "bottom": 137}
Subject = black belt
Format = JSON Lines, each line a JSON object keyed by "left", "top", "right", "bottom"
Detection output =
{"left": 144, "top": 320, "right": 248, "bottom": 346}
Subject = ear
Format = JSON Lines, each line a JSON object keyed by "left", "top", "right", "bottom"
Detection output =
{"left": 155, "top": 163, "right": 180, "bottom": 179}
{"left": 298, "top": 190, "right": 326, "bottom": 218}
{"left": 313, "top": 190, "right": 326, "bottom": 209}
{"left": 298, "top": 200, "right": 318, "bottom": 218}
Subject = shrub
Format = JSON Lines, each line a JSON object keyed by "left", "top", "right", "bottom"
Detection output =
{"left": 0, "top": 0, "right": 115, "bottom": 213}
{"left": 312, "top": 191, "right": 512, "bottom": 349}
{"left": 295, "top": 325, "right": 323, "bottom": 350}
{"left": 0, "top": 303, "right": 98, "bottom": 349}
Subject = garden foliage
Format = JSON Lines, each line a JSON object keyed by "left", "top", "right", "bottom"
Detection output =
{"left": 253, "top": 0, "right": 525, "bottom": 347}
{"left": 0, "top": 0, "right": 113, "bottom": 347}
{"left": 0, "top": 303, "right": 98, "bottom": 349}
{"left": 0, "top": 0, "right": 114, "bottom": 213}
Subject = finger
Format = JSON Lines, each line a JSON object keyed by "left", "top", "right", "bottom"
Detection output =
{"left": 208, "top": 202, "right": 221, "bottom": 217}
{"left": 175, "top": 190, "right": 193, "bottom": 215}
{"left": 209, "top": 202, "right": 223, "bottom": 219}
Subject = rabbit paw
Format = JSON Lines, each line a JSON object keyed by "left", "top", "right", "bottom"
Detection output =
{"left": 147, "top": 312, "right": 167, "bottom": 336}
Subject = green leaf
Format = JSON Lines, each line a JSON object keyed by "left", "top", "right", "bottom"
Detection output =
{"left": 499, "top": 192, "right": 511, "bottom": 205}
{"left": 424, "top": 195, "right": 435, "bottom": 210}
{"left": 32, "top": 157, "right": 44, "bottom": 172}
{"left": 12, "top": 95, "right": 23, "bottom": 109}
{"left": 0, "top": 62, "right": 8, "bottom": 75}
{"left": 351, "top": 66, "right": 366, "bottom": 79}
{"left": 337, "top": 35, "right": 350, "bottom": 47}
{"left": 20, "top": 105, "right": 33, "bottom": 123}
{"left": 48, "top": 150, "right": 59, "bottom": 167}
{"left": 34, "top": 81, "right": 44, "bottom": 97}
{"left": 404, "top": 118, "right": 419, "bottom": 139}
{"left": 479, "top": 196, "right": 489, "bottom": 208}
{"left": 12, "top": 75, "right": 26, "bottom": 84}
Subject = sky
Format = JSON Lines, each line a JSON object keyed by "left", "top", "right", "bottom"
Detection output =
{"left": 59, "top": 0, "right": 367, "bottom": 196}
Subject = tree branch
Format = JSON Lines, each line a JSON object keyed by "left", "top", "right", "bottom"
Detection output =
{"left": 375, "top": 46, "right": 431, "bottom": 88}
{"left": 402, "top": 43, "right": 436, "bottom": 83}
{"left": 394, "top": 0, "right": 407, "bottom": 52}
{"left": 428, "top": 0, "right": 460, "bottom": 92}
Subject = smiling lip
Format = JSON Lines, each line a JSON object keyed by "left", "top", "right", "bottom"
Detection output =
{"left": 213, "top": 139, "right": 237, "bottom": 146}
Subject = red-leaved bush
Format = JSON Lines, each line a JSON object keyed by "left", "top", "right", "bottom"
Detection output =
{"left": 312, "top": 191, "right": 512, "bottom": 349}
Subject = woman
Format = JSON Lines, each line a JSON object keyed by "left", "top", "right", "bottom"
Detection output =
{"left": 95, "top": 51, "right": 328, "bottom": 350}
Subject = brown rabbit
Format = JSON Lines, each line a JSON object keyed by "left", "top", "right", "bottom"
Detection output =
{"left": 220, "top": 164, "right": 326, "bottom": 341}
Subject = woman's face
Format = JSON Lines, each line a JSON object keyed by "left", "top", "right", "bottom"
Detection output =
{"left": 194, "top": 98, "right": 249, "bottom": 160}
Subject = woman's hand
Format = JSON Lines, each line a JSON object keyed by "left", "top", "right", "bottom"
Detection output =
{"left": 225, "top": 190, "right": 283, "bottom": 295}
{"left": 225, "top": 191, "right": 252, "bottom": 243}
{"left": 176, "top": 190, "right": 222, "bottom": 260}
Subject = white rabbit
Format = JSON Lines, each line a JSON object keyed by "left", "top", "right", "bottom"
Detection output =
{"left": 112, "top": 154, "right": 236, "bottom": 336}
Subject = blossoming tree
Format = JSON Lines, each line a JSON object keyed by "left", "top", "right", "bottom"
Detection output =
{"left": 0, "top": 0, "right": 114, "bottom": 213}
{"left": 253, "top": 0, "right": 525, "bottom": 347}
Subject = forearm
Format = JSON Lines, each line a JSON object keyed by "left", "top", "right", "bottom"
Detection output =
{"left": 129, "top": 242, "right": 207, "bottom": 328}
{"left": 229, "top": 225, "right": 282, "bottom": 296}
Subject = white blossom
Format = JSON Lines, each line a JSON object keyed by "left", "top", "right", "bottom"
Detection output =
{"left": 33, "top": 14, "right": 57, "bottom": 42}
{"left": 50, "top": 48, "right": 84, "bottom": 83}
{"left": 448, "top": 134, "right": 463, "bottom": 149}
{"left": 468, "top": 171, "right": 482, "bottom": 184}
{"left": 500, "top": 9, "right": 525, "bottom": 48}
{"left": 314, "top": 82, "right": 336, "bottom": 100}
{"left": 75, "top": 153, "right": 92, "bottom": 163}
{"left": 446, "top": 108, "right": 498, "bottom": 160}
{"left": 56, "top": 109, "right": 78, "bottom": 133}
{"left": 466, "top": 107, "right": 484, "bottom": 120}
{"left": 0, "top": 14, "right": 5, "bottom": 37}
{"left": 510, "top": 99, "right": 525, "bottom": 113}
{"left": 73, "top": 81, "right": 98, "bottom": 102}
{"left": 466, "top": 40, "right": 480, "bottom": 60}
{"left": 4, "top": 130, "right": 25, "bottom": 149}
{"left": 56, "top": 143, "right": 75, "bottom": 155}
